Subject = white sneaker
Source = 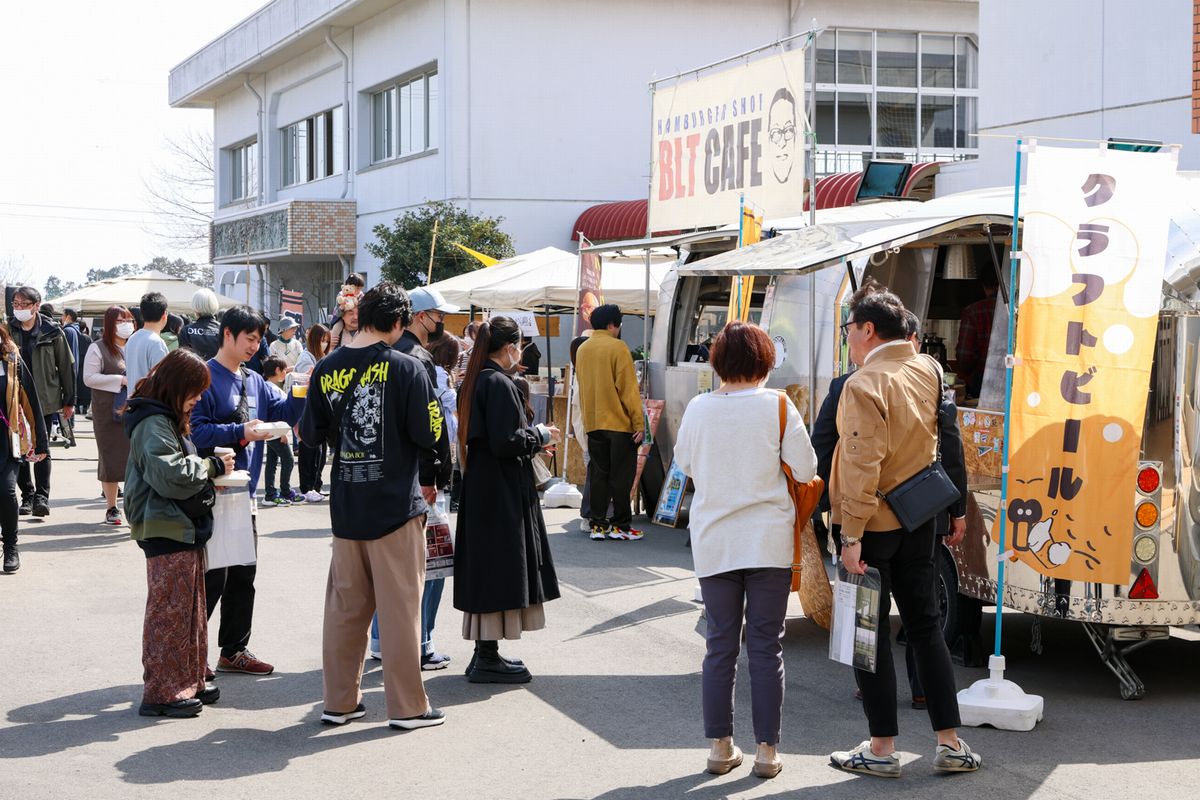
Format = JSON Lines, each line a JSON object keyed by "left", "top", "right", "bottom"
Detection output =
{"left": 830, "top": 741, "right": 901, "bottom": 777}
{"left": 304, "top": 490, "right": 324, "bottom": 503}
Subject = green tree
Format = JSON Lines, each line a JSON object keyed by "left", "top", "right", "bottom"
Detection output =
{"left": 144, "top": 256, "right": 213, "bottom": 286}
{"left": 43, "top": 275, "right": 81, "bottom": 300}
{"left": 366, "top": 200, "right": 515, "bottom": 288}
{"left": 87, "top": 263, "right": 140, "bottom": 283}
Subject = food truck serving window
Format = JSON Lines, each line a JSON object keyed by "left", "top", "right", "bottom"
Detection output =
{"left": 668, "top": 275, "right": 769, "bottom": 365}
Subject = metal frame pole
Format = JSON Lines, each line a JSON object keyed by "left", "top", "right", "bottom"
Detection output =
{"left": 995, "top": 136, "right": 1026, "bottom": 657}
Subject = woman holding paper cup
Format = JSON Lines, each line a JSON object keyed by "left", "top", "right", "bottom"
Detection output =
{"left": 123, "top": 349, "right": 235, "bottom": 718}
{"left": 673, "top": 321, "right": 818, "bottom": 779}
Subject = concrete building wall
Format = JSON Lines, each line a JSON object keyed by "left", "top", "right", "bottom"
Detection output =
{"left": 196, "top": 0, "right": 981, "bottom": 289}
{"left": 940, "top": 0, "right": 1198, "bottom": 195}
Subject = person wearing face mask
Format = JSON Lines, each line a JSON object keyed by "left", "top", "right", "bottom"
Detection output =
{"left": 368, "top": 286, "right": 454, "bottom": 667}
{"left": 84, "top": 306, "right": 136, "bottom": 525}
{"left": 454, "top": 316, "right": 562, "bottom": 684}
{"left": 124, "top": 293, "right": 171, "bottom": 398}
{"left": 8, "top": 286, "right": 75, "bottom": 519}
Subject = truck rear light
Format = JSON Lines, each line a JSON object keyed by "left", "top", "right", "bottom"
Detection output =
{"left": 1129, "top": 568, "right": 1159, "bottom": 600}
{"left": 1135, "top": 501, "right": 1159, "bottom": 529}
{"left": 1137, "top": 466, "right": 1160, "bottom": 494}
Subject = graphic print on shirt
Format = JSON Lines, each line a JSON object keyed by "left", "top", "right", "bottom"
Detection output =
{"left": 329, "top": 360, "right": 389, "bottom": 483}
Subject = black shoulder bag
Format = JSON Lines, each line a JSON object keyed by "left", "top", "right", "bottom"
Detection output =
{"left": 878, "top": 356, "right": 962, "bottom": 532}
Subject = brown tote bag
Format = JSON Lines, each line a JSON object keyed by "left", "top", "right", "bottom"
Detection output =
{"left": 777, "top": 392, "right": 833, "bottom": 630}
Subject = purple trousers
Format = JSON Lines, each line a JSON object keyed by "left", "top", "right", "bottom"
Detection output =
{"left": 699, "top": 567, "right": 791, "bottom": 745}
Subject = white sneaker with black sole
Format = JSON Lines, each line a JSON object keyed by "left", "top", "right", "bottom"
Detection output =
{"left": 389, "top": 707, "right": 446, "bottom": 730}
{"left": 320, "top": 702, "right": 366, "bottom": 725}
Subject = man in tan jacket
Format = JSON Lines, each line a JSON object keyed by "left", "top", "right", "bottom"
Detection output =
{"left": 828, "top": 284, "right": 982, "bottom": 778}
{"left": 576, "top": 305, "right": 645, "bottom": 541}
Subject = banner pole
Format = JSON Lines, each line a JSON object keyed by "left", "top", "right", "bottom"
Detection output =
{"left": 995, "top": 136, "right": 1024, "bottom": 658}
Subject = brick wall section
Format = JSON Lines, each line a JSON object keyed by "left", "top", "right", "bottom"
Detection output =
{"left": 1194, "top": 2, "right": 1200, "bottom": 133}
{"left": 288, "top": 200, "right": 356, "bottom": 256}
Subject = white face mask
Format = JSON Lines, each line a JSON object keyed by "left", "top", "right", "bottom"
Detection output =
{"left": 116, "top": 322, "right": 135, "bottom": 339}
{"left": 13, "top": 309, "right": 33, "bottom": 323}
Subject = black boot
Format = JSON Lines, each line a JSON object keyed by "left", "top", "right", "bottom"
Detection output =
{"left": 466, "top": 640, "right": 531, "bottom": 684}
{"left": 2, "top": 541, "right": 18, "bottom": 573}
{"left": 464, "top": 640, "right": 525, "bottom": 675}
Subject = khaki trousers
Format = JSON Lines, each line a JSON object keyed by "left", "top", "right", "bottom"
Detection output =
{"left": 323, "top": 515, "right": 428, "bottom": 719}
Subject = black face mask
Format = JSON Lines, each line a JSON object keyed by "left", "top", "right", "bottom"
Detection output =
{"left": 424, "top": 316, "right": 445, "bottom": 340}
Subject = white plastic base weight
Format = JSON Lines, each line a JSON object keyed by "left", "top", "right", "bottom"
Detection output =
{"left": 542, "top": 481, "right": 582, "bottom": 509}
{"left": 957, "top": 655, "right": 1044, "bottom": 731}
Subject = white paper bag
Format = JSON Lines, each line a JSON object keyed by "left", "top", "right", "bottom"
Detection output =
{"left": 206, "top": 485, "right": 256, "bottom": 570}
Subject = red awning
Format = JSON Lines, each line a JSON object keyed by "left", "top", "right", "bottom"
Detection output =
{"left": 571, "top": 200, "right": 648, "bottom": 241}
{"left": 571, "top": 164, "right": 943, "bottom": 240}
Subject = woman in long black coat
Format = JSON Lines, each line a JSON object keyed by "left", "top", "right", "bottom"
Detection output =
{"left": 454, "top": 316, "right": 561, "bottom": 684}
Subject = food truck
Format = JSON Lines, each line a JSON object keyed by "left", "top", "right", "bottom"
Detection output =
{"left": 643, "top": 180, "right": 1200, "bottom": 699}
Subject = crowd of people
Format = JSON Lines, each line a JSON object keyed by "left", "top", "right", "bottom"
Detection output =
{"left": 1, "top": 273, "right": 984, "bottom": 778}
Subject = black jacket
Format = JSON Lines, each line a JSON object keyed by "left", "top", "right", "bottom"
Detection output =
{"left": 179, "top": 315, "right": 221, "bottom": 361}
{"left": 393, "top": 330, "right": 453, "bottom": 488}
{"left": 453, "top": 362, "right": 560, "bottom": 614}
{"left": 813, "top": 372, "right": 968, "bottom": 532}
{"left": 8, "top": 314, "right": 76, "bottom": 414}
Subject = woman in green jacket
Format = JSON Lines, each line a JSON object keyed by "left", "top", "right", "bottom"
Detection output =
{"left": 124, "top": 349, "right": 234, "bottom": 718}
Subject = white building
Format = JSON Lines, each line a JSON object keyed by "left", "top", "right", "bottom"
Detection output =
{"left": 940, "top": 0, "right": 1200, "bottom": 195}
{"left": 169, "top": 0, "right": 978, "bottom": 317}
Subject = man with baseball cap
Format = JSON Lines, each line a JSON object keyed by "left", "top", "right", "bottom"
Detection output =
{"left": 369, "top": 286, "right": 456, "bottom": 669}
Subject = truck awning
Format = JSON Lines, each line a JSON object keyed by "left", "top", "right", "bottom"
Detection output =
{"left": 675, "top": 188, "right": 1019, "bottom": 277}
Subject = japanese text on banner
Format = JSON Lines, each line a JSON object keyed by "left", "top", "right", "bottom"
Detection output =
{"left": 999, "top": 145, "right": 1176, "bottom": 584}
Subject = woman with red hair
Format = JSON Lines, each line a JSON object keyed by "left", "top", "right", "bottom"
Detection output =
{"left": 674, "top": 321, "right": 817, "bottom": 779}
{"left": 83, "top": 305, "right": 135, "bottom": 525}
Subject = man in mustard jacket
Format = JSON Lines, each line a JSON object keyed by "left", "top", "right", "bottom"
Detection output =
{"left": 828, "top": 283, "right": 982, "bottom": 778}
{"left": 576, "top": 305, "right": 645, "bottom": 541}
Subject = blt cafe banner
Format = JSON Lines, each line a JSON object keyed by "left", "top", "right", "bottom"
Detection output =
{"left": 1001, "top": 144, "right": 1176, "bottom": 584}
{"left": 649, "top": 47, "right": 807, "bottom": 233}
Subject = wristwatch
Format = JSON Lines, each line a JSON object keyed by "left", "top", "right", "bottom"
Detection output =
{"left": 840, "top": 533, "right": 862, "bottom": 548}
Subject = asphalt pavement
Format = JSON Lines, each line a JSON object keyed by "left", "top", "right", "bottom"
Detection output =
{"left": 3, "top": 419, "right": 1200, "bottom": 799}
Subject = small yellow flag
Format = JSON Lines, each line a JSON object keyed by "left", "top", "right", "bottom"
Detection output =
{"left": 453, "top": 243, "right": 500, "bottom": 267}
{"left": 726, "top": 207, "right": 763, "bottom": 322}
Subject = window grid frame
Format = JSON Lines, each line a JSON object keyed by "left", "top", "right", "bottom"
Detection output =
{"left": 814, "top": 28, "right": 979, "bottom": 176}
{"left": 368, "top": 67, "right": 440, "bottom": 167}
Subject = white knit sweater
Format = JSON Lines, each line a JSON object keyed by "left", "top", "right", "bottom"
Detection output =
{"left": 673, "top": 389, "right": 818, "bottom": 578}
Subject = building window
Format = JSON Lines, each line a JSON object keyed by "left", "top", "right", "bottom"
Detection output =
{"left": 281, "top": 106, "right": 344, "bottom": 187}
{"left": 229, "top": 140, "right": 258, "bottom": 202}
{"left": 813, "top": 29, "right": 978, "bottom": 176}
{"left": 370, "top": 67, "right": 439, "bottom": 165}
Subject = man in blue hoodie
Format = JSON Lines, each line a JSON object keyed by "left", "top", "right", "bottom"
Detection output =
{"left": 191, "top": 305, "right": 304, "bottom": 677}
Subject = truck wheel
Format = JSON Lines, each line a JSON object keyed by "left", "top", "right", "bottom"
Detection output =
{"left": 936, "top": 544, "right": 960, "bottom": 645}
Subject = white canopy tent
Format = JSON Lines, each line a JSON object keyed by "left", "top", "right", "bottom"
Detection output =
{"left": 425, "top": 246, "right": 673, "bottom": 312}
{"left": 51, "top": 271, "right": 244, "bottom": 317}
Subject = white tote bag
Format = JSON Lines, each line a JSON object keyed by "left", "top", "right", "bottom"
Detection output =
{"left": 206, "top": 481, "right": 257, "bottom": 570}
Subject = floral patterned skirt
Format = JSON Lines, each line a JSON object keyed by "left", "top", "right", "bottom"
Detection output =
{"left": 142, "top": 549, "right": 207, "bottom": 705}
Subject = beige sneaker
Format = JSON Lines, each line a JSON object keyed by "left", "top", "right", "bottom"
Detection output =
{"left": 706, "top": 738, "right": 744, "bottom": 775}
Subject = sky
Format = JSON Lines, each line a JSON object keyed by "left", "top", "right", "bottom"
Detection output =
{"left": 0, "top": 0, "right": 265, "bottom": 291}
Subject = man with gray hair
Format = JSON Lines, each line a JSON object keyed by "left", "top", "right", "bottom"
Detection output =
{"left": 180, "top": 288, "right": 222, "bottom": 360}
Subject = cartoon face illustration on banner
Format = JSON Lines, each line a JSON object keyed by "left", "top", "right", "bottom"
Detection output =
{"left": 767, "top": 88, "right": 797, "bottom": 183}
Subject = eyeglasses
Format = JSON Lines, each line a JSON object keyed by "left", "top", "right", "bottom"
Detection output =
{"left": 768, "top": 123, "right": 797, "bottom": 146}
{"left": 840, "top": 320, "right": 858, "bottom": 335}
{"left": 12, "top": 300, "right": 34, "bottom": 310}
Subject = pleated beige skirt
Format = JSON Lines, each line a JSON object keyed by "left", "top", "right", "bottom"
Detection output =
{"left": 461, "top": 604, "right": 546, "bottom": 641}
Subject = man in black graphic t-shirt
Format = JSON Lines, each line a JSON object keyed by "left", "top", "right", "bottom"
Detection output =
{"left": 299, "top": 282, "right": 447, "bottom": 732}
